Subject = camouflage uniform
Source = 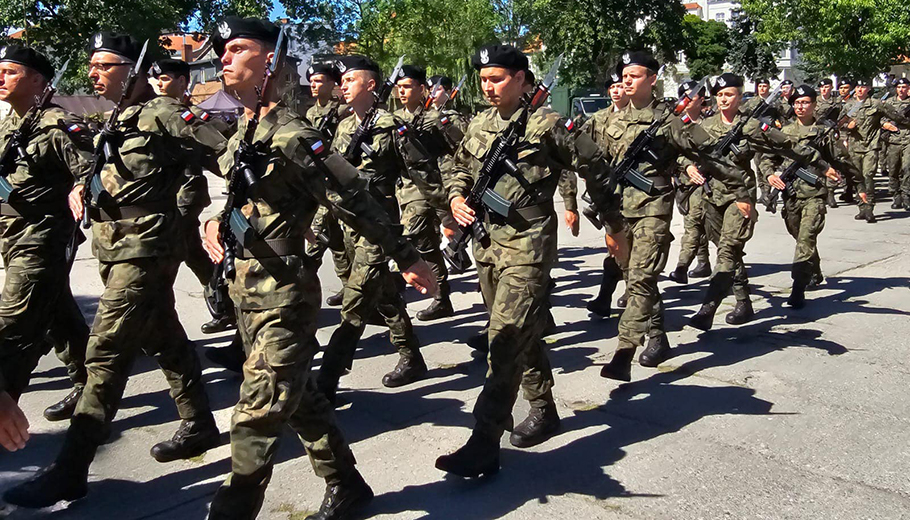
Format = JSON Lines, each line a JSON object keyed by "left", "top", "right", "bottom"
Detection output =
{"left": 882, "top": 95, "right": 910, "bottom": 202}
{"left": 743, "top": 95, "right": 783, "bottom": 201}
{"left": 207, "top": 103, "right": 420, "bottom": 518}
{"left": 176, "top": 105, "right": 216, "bottom": 286}
{"left": 449, "top": 105, "right": 611, "bottom": 440}
{"left": 0, "top": 106, "right": 92, "bottom": 398}
{"left": 317, "top": 109, "right": 443, "bottom": 390}
{"left": 69, "top": 94, "right": 223, "bottom": 449}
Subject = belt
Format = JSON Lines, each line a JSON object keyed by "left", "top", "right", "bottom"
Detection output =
{"left": 484, "top": 199, "right": 555, "bottom": 229}
{"left": 0, "top": 201, "right": 65, "bottom": 217}
{"left": 88, "top": 200, "right": 175, "bottom": 222}
{"left": 514, "top": 199, "right": 555, "bottom": 221}
{"left": 236, "top": 238, "right": 307, "bottom": 259}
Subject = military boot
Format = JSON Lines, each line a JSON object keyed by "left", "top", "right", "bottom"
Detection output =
{"left": 668, "top": 265, "right": 688, "bottom": 284}
{"left": 416, "top": 296, "right": 454, "bottom": 321}
{"left": 891, "top": 194, "right": 903, "bottom": 209}
{"left": 509, "top": 401, "right": 560, "bottom": 448}
{"left": 435, "top": 432, "right": 500, "bottom": 477}
{"left": 599, "top": 348, "right": 635, "bottom": 382}
{"left": 787, "top": 282, "right": 807, "bottom": 309}
{"left": 616, "top": 290, "right": 629, "bottom": 309}
{"left": 150, "top": 414, "right": 220, "bottom": 463}
{"left": 325, "top": 289, "right": 345, "bottom": 307}
{"left": 305, "top": 471, "right": 374, "bottom": 520}
{"left": 688, "top": 261, "right": 712, "bottom": 278}
{"left": 466, "top": 332, "right": 489, "bottom": 353}
{"left": 3, "top": 429, "right": 95, "bottom": 508}
{"left": 865, "top": 208, "right": 877, "bottom": 223}
{"left": 381, "top": 353, "right": 428, "bottom": 388}
{"left": 826, "top": 190, "right": 838, "bottom": 208}
{"left": 639, "top": 333, "right": 671, "bottom": 367}
{"left": 689, "top": 301, "right": 719, "bottom": 331}
{"left": 201, "top": 314, "right": 236, "bottom": 334}
{"left": 43, "top": 387, "right": 83, "bottom": 422}
{"left": 903, "top": 197, "right": 910, "bottom": 211}
{"left": 725, "top": 299, "right": 755, "bottom": 325}
{"left": 587, "top": 258, "right": 622, "bottom": 317}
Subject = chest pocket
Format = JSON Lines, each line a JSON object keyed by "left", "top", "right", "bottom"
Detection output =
{"left": 461, "top": 135, "right": 488, "bottom": 162}
{"left": 116, "top": 132, "right": 155, "bottom": 180}
{"left": 514, "top": 133, "right": 549, "bottom": 185}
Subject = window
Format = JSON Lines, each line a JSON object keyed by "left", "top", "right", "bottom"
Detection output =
{"left": 715, "top": 12, "right": 726, "bottom": 22}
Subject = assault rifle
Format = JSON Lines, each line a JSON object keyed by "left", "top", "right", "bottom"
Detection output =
{"left": 316, "top": 101, "right": 346, "bottom": 142}
{"left": 81, "top": 39, "right": 150, "bottom": 229}
{"left": 0, "top": 60, "right": 70, "bottom": 202}
{"left": 342, "top": 55, "right": 405, "bottom": 163}
{"left": 442, "top": 55, "right": 563, "bottom": 271}
{"left": 182, "top": 77, "right": 198, "bottom": 106}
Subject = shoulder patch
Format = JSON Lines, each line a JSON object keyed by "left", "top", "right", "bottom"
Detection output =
{"left": 181, "top": 110, "right": 196, "bottom": 123}
{"left": 564, "top": 118, "right": 575, "bottom": 132}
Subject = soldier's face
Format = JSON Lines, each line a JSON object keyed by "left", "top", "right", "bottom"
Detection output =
{"left": 89, "top": 51, "right": 134, "bottom": 101}
{"left": 432, "top": 87, "right": 450, "bottom": 107}
{"left": 792, "top": 96, "right": 816, "bottom": 119}
{"left": 839, "top": 85, "right": 851, "bottom": 97}
{"left": 220, "top": 38, "right": 273, "bottom": 93}
{"left": 819, "top": 84, "right": 832, "bottom": 97}
{"left": 781, "top": 84, "right": 792, "bottom": 96}
{"left": 715, "top": 87, "right": 742, "bottom": 111}
{"left": 855, "top": 85, "right": 870, "bottom": 99}
{"left": 309, "top": 74, "right": 335, "bottom": 99}
{"left": 757, "top": 83, "right": 770, "bottom": 97}
{"left": 0, "top": 62, "right": 45, "bottom": 105}
{"left": 897, "top": 84, "right": 909, "bottom": 98}
{"left": 479, "top": 67, "right": 524, "bottom": 107}
{"left": 155, "top": 73, "right": 187, "bottom": 99}
{"left": 608, "top": 82, "right": 626, "bottom": 104}
{"left": 340, "top": 71, "right": 376, "bottom": 105}
{"left": 621, "top": 66, "right": 656, "bottom": 99}
{"left": 396, "top": 77, "right": 425, "bottom": 107}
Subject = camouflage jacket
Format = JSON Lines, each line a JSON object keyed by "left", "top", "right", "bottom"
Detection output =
{"left": 685, "top": 112, "right": 830, "bottom": 205}
{"left": 305, "top": 99, "right": 350, "bottom": 145}
{"left": 176, "top": 105, "right": 217, "bottom": 212}
{"left": 449, "top": 105, "right": 611, "bottom": 265}
{"left": 437, "top": 108, "right": 469, "bottom": 191}
{"left": 333, "top": 108, "right": 445, "bottom": 209}
{"left": 394, "top": 106, "right": 453, "bottom": 208}
{"left": 816, "top": 95, "right": 840, "bottom": 120}
{"left": 844, "top": 97, "right": 910, "bottom": 153}
{"left": 0, "top": 105, "right": 93, "bottom": 254}
{"left": 89, "top": 94, "right": 226, "bottom": 262}
{"left": 215, "top": 103, "right": 420, "bottom": 310}
{"left": 883, "top": 96, "right": 910, "bottom": 145}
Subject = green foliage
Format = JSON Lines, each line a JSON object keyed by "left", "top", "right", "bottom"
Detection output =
{"left": 726, "top": 10, "right": 780, "bottom": 81}
{"left": 680, "top": 14, "right": 729, "bottom": 79}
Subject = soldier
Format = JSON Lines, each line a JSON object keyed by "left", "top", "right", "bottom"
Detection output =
{"left": 149, "top": 58, "right": 237, "bottom": 334}
{"left": 778, "top": 79, "right": 795, "bottom": 122}
{"left": 759, "top": 85, "right": 850, "bottom": 307}
{"left": 668, "top": 79, "right": 712, "bottom": 284}
{"left": 196, "top": 18, "right": 435, "bottom": 519}
{"left": 435, "top": 44, "right": 613, "bottom": 476}
{"left": 843, "top": 77, "right": 910, "bottom": 223}
{"left": 581, "top": 70, "right": 629, "bottom": 317}
{"left": 838, "top": 78, "right": 853, "bottom": 101}
{"left": 316, "top": 55, "right": 444, "bottom": 402}
{"left": 394, "top": 64, "right": 455, "bottom": 320}
{"left": 882, "top": 78, "right": 910, "bottom": 210}
{"left": 0, "top": 46, "right": 91, "bottom": 424}
{"left": 304, "top": 62, "right": 353, "bottom": 307}
{"left": 746, "top": 79, "right": 781, "bottom": 209}
{"left": 3, "top": 33, "right": 224, "bottom": 508}
{"left": 816, "top": 78, "right": 840, "bottom": 208}
{"left": 684, "top": 73, "right": 833, "bottom": 332}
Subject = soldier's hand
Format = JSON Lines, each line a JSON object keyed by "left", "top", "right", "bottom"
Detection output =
{"left": 441, "top": 225, "right": 457, "bottom": 240}
{"left": 686, "top": 165, "right": 705, "bottom": 185}
{"left": 847, "top": 120, "right": 857, "bottom": 130}
{"left": 824, "top": 167, "right": 842, "bottom": 183}
{"left": 0, "top": 391, "right": 29, "bottom": 452}
{"left": 68, "top": 185, "right": 85, "bottom": 221}
{"left": 203, "top": 220, "right": 225, "bottom": 263}
{"left": 768, "top": 174, "right": 787, "bottom": 191}
{"left": 859, "top": 192, "right": 869, "bottom": 204}
{"left": 736, "top": 200, "right": 756, "bottom": 220}
{"left": 401, "top": 259, "right": 438, "bottom": 296}
{"left": 883, "top": 122, "right": 898, "bottom": 133}
{"left": 450, "top": 196, "right": 475, "bottom": 227}
{"left": 605, "top": 231, "right": 629, "bottom": 265}
{"left": 564, "top": 210, "right": 580, "bottom": 236}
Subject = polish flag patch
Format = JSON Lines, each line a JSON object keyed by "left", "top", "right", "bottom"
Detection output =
{"left": 397, "top": 125, "right": 408, "bottom": 136}
{"left": 200, "top": 111, "right": 211, "bottom": 121}
{"left": 441, "top": 116, "right": 450, "bottom": 125}
{"left": 181, "top": 110, "right": 196, "bottom": 122}
{"left": 760, "top": 121, "right": 771, "bottom": 132}
{"left": 564, "top": 119, "right": 575, "bottom": 131}
{"left": 311, "top": 140, "right": 325, "bottom": 155}
{"left": 66, "top": 123, "right": 84, "bottom": 133}
{"left": 681, "top": 113, "right": 692, "bottom": 124}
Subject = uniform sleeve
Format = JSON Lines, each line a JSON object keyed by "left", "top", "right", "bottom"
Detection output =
{"left": 744, "top": 120, "right": 830, "bottom": 179}
{"left": 558, "top": 169, "right": 578, "bottom": 211}
{"left": 878, "top": 100, "right": 910, "bottom": 127}
{"left": 564, "top": 117, "right": 623, "bottom": 232}
{"left": 53, "top": 116, "right": 95, "bottom": 183}
{"left": 447, "top": 131, "right": 476, "bottom": 203}
{"left": 163, "top": 107, "right": 228, "bottom": 175}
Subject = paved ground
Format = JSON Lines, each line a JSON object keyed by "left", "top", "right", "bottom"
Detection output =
{"left": 1, "top": 175, "right": 909, "bottom": 520}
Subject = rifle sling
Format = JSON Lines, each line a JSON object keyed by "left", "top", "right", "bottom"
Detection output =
{"left": 88, "top": 199, "right": 175, "bottom": 221}
{"left": 236, "top": 238, "right": 307, "bottom": 260}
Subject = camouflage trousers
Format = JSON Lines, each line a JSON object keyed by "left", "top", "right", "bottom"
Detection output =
{"left": 615, "top": 215, "right": 672, "bottom": 352}
{"left": 208, "top": 301, "right": 356, "bottom": 520}
{"left": 704, "top": 198, "right": 754, "bottom": 302}
{"left": 306, "top": 205, "right": 353, "bottom": 285}
{"left": 179, "top": 205, "right": 215, "bottom": 286}
{"left": 849, "top": 150, "right": 879, "bottom": 211}
{"left": 401, "top": 200, "right": 449, "bottom": 299}
{"left": 782, "top": 196, "right": 826, "bottom": 285}
{"left": 473, "top": 261, "right": 554, "bottom": 440}
{"left": 70, "top": 257, "right": 211, "bottom": 445}
{"left": 0, "top": 246, "right": 88, "bottom": 398}
{"left": 677, "top": 187, "right": 710, "bottom": 269}
{"left": 884, "top": 141, "right": 910, "bottom": 198}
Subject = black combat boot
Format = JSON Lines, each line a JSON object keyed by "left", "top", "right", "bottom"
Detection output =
{"left": 599, "top": 348, "right": 635, "bottom": 382}
{"left": 787, "top": 282, "right": 807, "bottom": 309}
{"left": 688, "top": 261, "right": 712, "bottom": 278}
{"left": 903, "top": 197, "right": 910, "bottom": 211}
{"left": 587, "top": 257, "right": 622, "bottom": 317}
{"left": 150, "top": 414, "right": 220, "bottom": 463}
{"left": 725, "top": 299, "right": 755, "bottom": 325}
{"left": 826, "top": 191, "right": 838, "bottom": 208}
{"left": 381, "top": 353, "right": 428, "bottom": 388}
{"left": 865, "top": 208, "right": 877, "bottom": 223}
{"left": 325, "top": 289, "right": 345, "bottom": 307}
{"left": 435, "top": 432, "right": 500, "bottom": 477}
{"left": 305, "top": 471, "right": 374, "bottom": 520}
{"left": 509, "top": 401, "right": 560, "bottom": 448}
{"left": 891, "top": 194, "right": 903, "bottom": 209}
{"left": 668, "top": 265, "right": 688, "bottom": 284}
{"left": 3, "top": 428, "right": 95, "bottom": 508}
{"left": 201, "top": 314, "right": 236, "bottom": 334}
{"left": 43, "top": 387, "right": 83, "bottom": 422}
{"left": 416, "top": 297, "right": 454, "bottom": 321}
{"left": 616, "top": 290, "right": 629, "bottom": 309}
{"left": 758, "top": 188, "right": 773, "bottom": 211}
{"left": 689, "top": 301, "right": 719, "bottom": 331}
{"left": 466, "top": 332, "right": 489, "bottom": 353}
{"left": 639, "top": 333, "right": 671, "bottom": 367}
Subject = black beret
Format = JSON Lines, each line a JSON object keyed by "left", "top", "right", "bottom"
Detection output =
{"left": 615, "top": 51, "right": 659, "bottom": 75}
{"left": 427, "top": 75, "right": 453, "bottom": 90}
{"left": 525, "top": 69, "right": 536, "bottom": 86}
{"left": 150, "top": 58, "right": 190, "bottom": 79}
{"left": 780, "top": 79, "right": 794, "bottom": 86}
{"left": 678, "top": 79, "right": 705, "bottom": 99}
{"left": 396, "top": 65, "right": 426, "bottom": 84}
{"left": 789, "top": 84, "right": 817, "bottom": 104}
{"left": 89, "top": 32, "right": 144, "bottom": 63}
{"left": 472, "top": 44, "right": 529, "bottom": 71}
{"left": 755, "top": 78, "right": 771, "bottom": 86}
{"left": 306, "top": 62, "right": 340, "bottom": 84}
{"left": 605, "top": 71, "right": 622, "bottom": 89}
{"left": 709, "top": 73, "right": 744, "bottom": 95}
{"left": 854, "top": 78, "right": 873, "bottom": 86}
{"left": 0, "top": 44, "right": 54, "bottom": 80}
{"left": 895, "top": 78, "right": 910, "bottom": 87}
{"left": 817, "top": 78, "right": 833, "bottom": 87}
{"left": 212, "top": 16, "right": 280, "bottom": 58}
{"left": 335, "top": 55, "right": 381, "bottom": 76}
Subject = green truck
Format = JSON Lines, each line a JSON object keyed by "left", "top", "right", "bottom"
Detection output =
{"left": 549, "top": 86, "right": 611, "bottom": 121}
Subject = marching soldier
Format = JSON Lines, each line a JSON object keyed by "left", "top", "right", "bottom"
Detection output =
{"left": 4, "top": 33, "right": 224, "bottom": 508}
{"left": 197, "top": 18, "right": 435, "bottom": 519}
{"left": 316, "top": 55, "right": 444, "bottom": 402}
{"left": 838, "top": 78, "right": 853, "bottom": 101}
{"left": 816, "top": 78, "right": 840, "bottom": 208}
{"left": 304, "top": 62, "right": 353, "bottom": 307}
{"left": 0, "top": 45, "right": 91, "bottom": 424}
{"left": 883, "top": 78, "right": 910, "bottom": 210}
{"left": 746, "top": 79, "right": 780, "bottom": 209}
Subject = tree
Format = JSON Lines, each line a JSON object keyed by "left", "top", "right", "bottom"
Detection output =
{"left": 726, "top": 10, "right": 780, "bottom": 81}
{"left": 680, "top": 14, "right": 729, "bottom": 79}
